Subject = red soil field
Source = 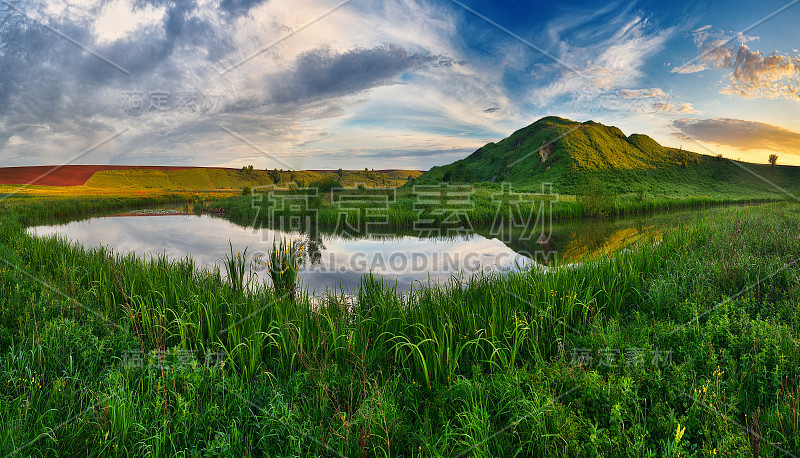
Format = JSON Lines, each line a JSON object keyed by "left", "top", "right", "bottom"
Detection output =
{"left": 0, "top": 165, "right": 208, "bottom": 186}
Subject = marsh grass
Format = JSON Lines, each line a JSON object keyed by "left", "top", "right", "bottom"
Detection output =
{"left": 267, "top": 238, "right": 303, "bottom": 301}
{"left": 1, "top": 196, "right": 799, "bottom": 455}
{"left": 223, "top": 241, "right": 249, "bottom": 294}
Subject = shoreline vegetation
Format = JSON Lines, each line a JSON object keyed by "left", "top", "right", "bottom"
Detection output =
{"left": 1, "top": 194, "right": 798, "bottom": 455}
{"left": 209, "top": 185, "right": 782, "bottom": 227}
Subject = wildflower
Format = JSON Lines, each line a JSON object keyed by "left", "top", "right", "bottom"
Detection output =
{"left": 675, "top": 424, "right": 686, "bottom": 443}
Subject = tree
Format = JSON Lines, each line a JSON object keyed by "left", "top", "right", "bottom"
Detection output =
{"left": 769, "top": 154, "right": 778, "bottom": 167}
{"left": 337, "top": 168, "right": 344, "bottom": 178}
{"left": 268, "top": 169, "right": 281, "bottom": 184}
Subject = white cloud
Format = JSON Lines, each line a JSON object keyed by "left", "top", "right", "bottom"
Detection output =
{"left": 653, "top": 102, "right": 698, "bottom": 114}
{"left": 617, "top": 88, "right": 668, "bottom": 99}
{"left": 531, "top": 14, "right": 674, "bottom": 105}
{"left": 93, "top": 0, "right": 166, "bottom": 45}
{"left": 673, "top": 26, "right": 797, "bottom": 99}
{"left": 670, "top": 63, "right": 707, "bottom": 74}
{"left": 716, "top": 45, "right": 800, "bottom": 99}
{"left": 7, "top": 135, "right": 25, "bottom": 146}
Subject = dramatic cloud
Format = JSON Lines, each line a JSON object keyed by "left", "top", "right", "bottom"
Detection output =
{"left": 672, "top": 118, "right": 800, "bottom": 154}
{"left": 716, "top": 45, "right": 800, "bottom": 99}
{"left": 0, "top": 0, "right": 494, "bottom": 168}
{"left": 531, "top": 10, "right": 675, "bottom": 105}
{"left": 0, "top": 1, "right": 794, "bottom": 168}
{"left": 264, "top": 45, "right": 446, "bottom": 104}
{"left": 672, "top": 27, "right": 800, "bottom": 99}
{"left": 219, "top": 0, "right": 269, "bottom": 16}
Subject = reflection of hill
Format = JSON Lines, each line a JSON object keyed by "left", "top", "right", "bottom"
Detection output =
{"left": 558, "top": 226, "right": 662, "bottom": 263}
{"left": 489, "top": 218, "right": 665, "bottom": 266}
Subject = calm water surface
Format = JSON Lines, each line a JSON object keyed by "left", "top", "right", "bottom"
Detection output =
{"left": 27, "top": 206, "right": 735, "bottom": 294}
{"left": 29, "top": 212, "right": 533, "bottom": 294}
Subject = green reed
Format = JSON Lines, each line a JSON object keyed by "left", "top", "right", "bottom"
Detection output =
{"left": 267, "top": 238, "right": 303, "bottom": 301}
{"left": 223, "top": 241, "right": 249, "bottom": 294}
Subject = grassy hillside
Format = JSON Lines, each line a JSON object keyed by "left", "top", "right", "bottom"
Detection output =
{"left": 415, "top": 116, "right": 800, "bottom": 197}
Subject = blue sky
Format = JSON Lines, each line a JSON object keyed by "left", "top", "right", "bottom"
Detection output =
{"left": 1, "top": 0, "right": 799, "bottom": 169}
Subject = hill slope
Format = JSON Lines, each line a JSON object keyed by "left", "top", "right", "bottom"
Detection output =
{"left": 415, "top": 117, "right": 800, "bottom": 197}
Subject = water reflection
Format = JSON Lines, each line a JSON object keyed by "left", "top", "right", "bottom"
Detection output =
{"left": 28, "top": 214, "right": 532, "bottom": 294}
{"left": 27, "top": 206, "right": 733, "bottom": 294}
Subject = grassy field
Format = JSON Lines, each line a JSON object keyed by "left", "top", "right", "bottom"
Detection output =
{"left": 1, "top": 195, "right": 798, "bottom": 456}
{"left": 0, "top": 168, "right": 423, "bottom": 198}
{"left": 84, "top": 168, "right": 424, "bottom": 191}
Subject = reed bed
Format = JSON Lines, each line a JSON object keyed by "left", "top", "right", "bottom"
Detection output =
{"left": 211, "top": 187, "right": 779, "bottom": 229}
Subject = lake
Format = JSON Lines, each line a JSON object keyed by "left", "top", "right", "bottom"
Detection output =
{"left": 27, "top": 206, "right": 729, "bottom": 294}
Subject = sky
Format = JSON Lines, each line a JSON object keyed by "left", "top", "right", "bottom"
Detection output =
{"left": 1, "top": 0, "right": 799, "bottom": 169}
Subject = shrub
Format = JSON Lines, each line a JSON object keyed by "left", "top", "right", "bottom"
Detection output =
{"left": 310, "top": 175, "right": 341, "bottom": 193}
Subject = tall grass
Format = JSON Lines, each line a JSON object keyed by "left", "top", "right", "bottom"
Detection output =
{"left": 5, "top": 202, "right": 787, "bottom": 383}
{"left": 223, "top": 241, "right": 249, "bottom": 294}
{"left": 1, "top": 196, "right": 799, "bottom": 455}
{"left": 267, "top": 238, "right": 303, "bottom": 301}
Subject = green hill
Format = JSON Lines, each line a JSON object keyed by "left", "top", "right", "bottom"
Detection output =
{"left": 415, "top": 117, "right": 800, "bottom": 197}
